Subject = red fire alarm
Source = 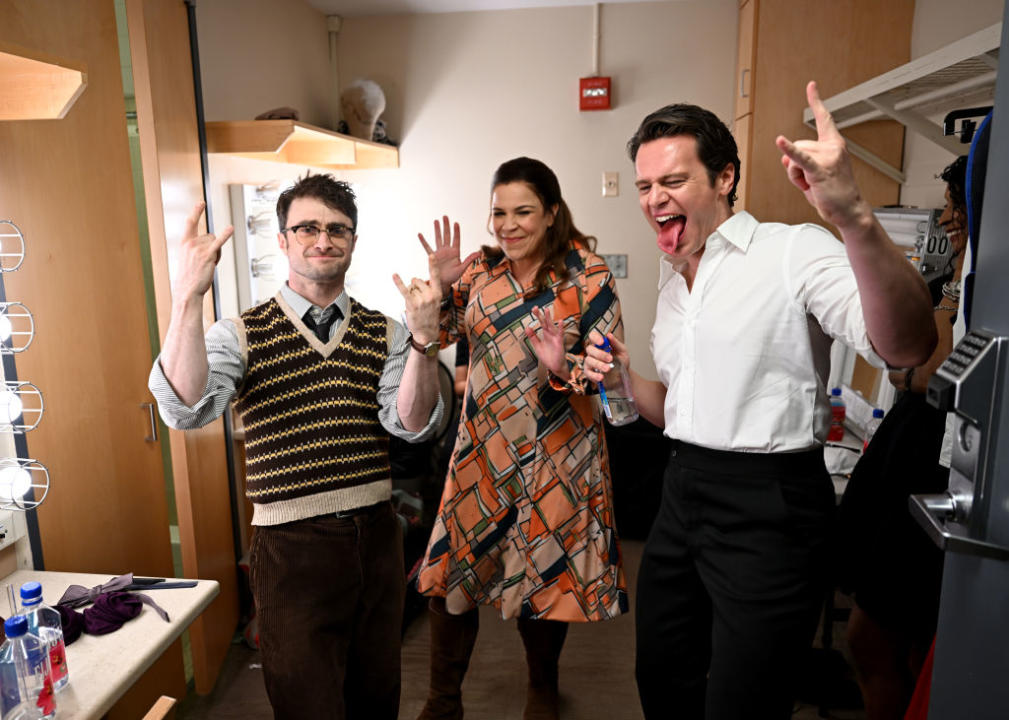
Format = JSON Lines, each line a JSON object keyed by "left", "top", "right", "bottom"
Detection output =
{"left": 579, "top": 76, "right": 612, "bottom": 111}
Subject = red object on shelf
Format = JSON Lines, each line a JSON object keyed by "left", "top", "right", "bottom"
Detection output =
{"left": 579, "top": 76, "right": 612, "bottom": 111}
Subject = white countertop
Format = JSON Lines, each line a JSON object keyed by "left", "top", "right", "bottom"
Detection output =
{"left": 1, "top": 570, "right": 219, "bottom": 719}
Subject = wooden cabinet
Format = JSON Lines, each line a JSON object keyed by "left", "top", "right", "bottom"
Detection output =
{"left": 734, "top": 0, "right": 756, "bottom": 121}
{"left": 731, "top": 0, "right": 916, "bottom": 400}
{"left": 732, "top": 113, "right": 752, "bottom": 212}
{"left": 731, "top": 0, "right": 914, "bottom": 227}
{"left": 732, "top": 0, "right": 757, "bottom": 210}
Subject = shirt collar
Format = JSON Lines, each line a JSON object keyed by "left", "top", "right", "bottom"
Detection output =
{"left": 657, "top": 211, "right": 759, "bottom": 289}
{"left": 279, "top": 283, "right": 348, "bottom": 319}
{"left": 714, "top": 211, "right": 758, "bottom": 252}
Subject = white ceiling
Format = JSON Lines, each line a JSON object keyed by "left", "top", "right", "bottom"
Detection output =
{"left": 305, "top": 0, "right": 668, "bottom": 18}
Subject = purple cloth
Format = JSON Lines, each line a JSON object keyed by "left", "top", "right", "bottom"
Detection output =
{"left": 58, "top": 605, "right": 84, "bottom": 645}
{"left": 83, "top": 592, "right": 143, "bottom": 635}
{"left": 57, "top": 573, "right": 171, "bottom": 624}
{"left": 57, "top": 573, "right": 133, "bottom": 609}
{"left": 60, "top": 590, "right": 170, "bottom": 641}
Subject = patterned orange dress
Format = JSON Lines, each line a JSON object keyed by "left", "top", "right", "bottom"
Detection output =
{"left": 416, "top": 244, "right": 627, "bottom": 622}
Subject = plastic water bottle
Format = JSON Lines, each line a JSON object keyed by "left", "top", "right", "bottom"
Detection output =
{"left": 19, "top": 583, "right": 67, "bottom": 691}
{"left": 863, "top": 408, "right": 885, "bottom": 452}
{"left": 595, "top": 337, "right": 639, "bottom": 426}
{"left": 0, "top": 616, "right": 55, "bottom": 720}
{"left": 827, "top": 388, "right": 846, "bottom": 442}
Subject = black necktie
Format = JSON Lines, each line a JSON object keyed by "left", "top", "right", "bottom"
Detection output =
{"left": 303, "top": 308, "right": 341, "bottom": 342}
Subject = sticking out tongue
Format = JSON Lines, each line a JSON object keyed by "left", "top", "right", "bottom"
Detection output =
{"left": 657, "top": 216, "right": 686, "bottom": 255}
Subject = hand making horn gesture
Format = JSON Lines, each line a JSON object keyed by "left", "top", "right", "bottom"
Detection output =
{"left": 176, "top": 202, "right": 234, "bottom": 301}
{"left": 393, "top": 251, "right": 443, "bottom": 346}
{"left": 418, "top": 215, "right": 480, "bottom": 295}
{"left": 775, "top": 81, "right": 870, "bottom": 231}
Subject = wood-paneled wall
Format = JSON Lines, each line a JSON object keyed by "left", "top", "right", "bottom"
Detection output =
{"left": 127, "top": 0, "right": 238, "bottom": 695}
{"left": 0, "top": 0, "right": 186, "bottom": 712}
{"left": 739, "top": 0, "right": 916, "bottom": 398}
{"left": 747, "top": 0, "right": 915, "bottom": 225}
{"left": 1, "top": 0, "right": 239, "bottom": 705}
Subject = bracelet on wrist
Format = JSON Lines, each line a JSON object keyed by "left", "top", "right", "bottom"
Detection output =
{"left": 941, "top": 280, "right": 962, "bottom": 303}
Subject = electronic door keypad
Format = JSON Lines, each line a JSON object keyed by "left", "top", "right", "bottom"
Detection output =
{"left": 910, "top": 330, "right": 1009, "bottom": 560}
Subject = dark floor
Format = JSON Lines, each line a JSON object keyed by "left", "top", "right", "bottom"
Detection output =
{"left": 177, "top": 540, "right": 866, "bottom": 719}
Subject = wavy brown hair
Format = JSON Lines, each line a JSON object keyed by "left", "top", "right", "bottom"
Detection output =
{"left": 483, "top": 157, "right": 596, "bottom": 295}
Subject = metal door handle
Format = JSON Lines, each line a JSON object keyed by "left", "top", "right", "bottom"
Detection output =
{"left": 909, "top": 493, "right": 1009, "bottom": 561}
{"left": 141, "top": 402, "right": 158, "bottom": 443}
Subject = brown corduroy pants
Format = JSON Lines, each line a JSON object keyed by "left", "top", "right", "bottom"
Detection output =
{"left": 250, "top": 501, "right": 405, "bottom": 719}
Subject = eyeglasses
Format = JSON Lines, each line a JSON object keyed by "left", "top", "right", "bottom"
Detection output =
{"left": 283, "top": 222, "right": 355, "bottom": 244}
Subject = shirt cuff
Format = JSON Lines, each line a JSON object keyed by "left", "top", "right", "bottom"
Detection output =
{"left": 388, "top": 393, "right": 445, "bottom": 442}
{"left": 147, "top": 358, "right": 215, "bottom": 429}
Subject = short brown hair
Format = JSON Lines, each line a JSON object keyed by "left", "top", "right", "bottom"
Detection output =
{"left": 277, "top": 173, "right": 358, "bottom": 233}
{"left": 627, "top": 104, "right": 741, "bottom": 207}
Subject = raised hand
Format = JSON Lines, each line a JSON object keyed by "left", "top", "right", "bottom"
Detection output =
{"left": 775, "top": 81, "right": 870, "bottom": 231}
{"left": 583, "top": 329, "right": 629, "bottom": 384}
{"left": 176, "top": 202, "right": 234, "bottom": 302}
{"left": 525, "top": 305, "right": 567, "bottom": 378}
{"left": 418, "top": 216, "right": 479, "bottom": 295}
{"left": 393, "top": 251, "right": 443, "bottom": 346}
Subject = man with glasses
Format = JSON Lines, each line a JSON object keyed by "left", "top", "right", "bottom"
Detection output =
{"left": 149, "top": 173, "right": 443, "bottom": 719}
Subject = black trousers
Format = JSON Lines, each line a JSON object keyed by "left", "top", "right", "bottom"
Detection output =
{"left": 250, "top": 501, "right": 405, "bottom": 720}
{"left": 635, "top": 442, "right": 835, "bottom": 720}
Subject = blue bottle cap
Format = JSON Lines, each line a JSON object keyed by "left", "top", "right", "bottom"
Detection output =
{"left": 872, "top": 408, "right": 885, "bottom": 418}
{"left": 595, "top": 337, "right": 612, "bottom": 352}
{"left": 831, "top": 387, "right": 842, "bottom": 396}
{"left": 4, "top": 615, "right": 27, "bottom": 638}
{"left": 19, "top": 581, "right": 42, "bottom": 602}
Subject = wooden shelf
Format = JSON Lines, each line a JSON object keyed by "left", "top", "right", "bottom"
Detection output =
{"left": 204, "top": 119, "right": 399, "bottom": 169}
{"left": 0, "top": 41, "right": 87, "bottom": 121}
{"left": 805, "top": 22, "right": 1001, "bottom": 183}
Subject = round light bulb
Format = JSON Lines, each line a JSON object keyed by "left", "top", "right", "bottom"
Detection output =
{"left": 0, "top": 314, "right": 11, "bottom": 342}
{"left": 0, "top": 391, "right": 22, "bottom": 423}
{"left": 0, "top": 466, "right": 31, "bottom": 500}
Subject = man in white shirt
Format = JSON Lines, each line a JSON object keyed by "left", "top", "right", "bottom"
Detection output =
{"left": 584, "top": 83, "right": 936, "bottom": 719}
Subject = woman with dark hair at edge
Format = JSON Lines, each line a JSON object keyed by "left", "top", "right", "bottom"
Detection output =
{"left": 413, "top": 157, "right": 628, "bottom": 720}
{"left": 837, "top": 155, "right": 969, "bottom": 720}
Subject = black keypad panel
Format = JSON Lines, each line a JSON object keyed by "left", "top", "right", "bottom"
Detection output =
{"left": 942, "top": 332, "right": 992, "bottom": 378}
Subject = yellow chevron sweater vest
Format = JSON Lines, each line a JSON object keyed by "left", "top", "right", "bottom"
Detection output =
{"left": 235, "top": 297, "right": 391, "bottom": 508}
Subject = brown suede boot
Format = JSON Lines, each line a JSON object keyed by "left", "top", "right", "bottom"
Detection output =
{"left": 416, "top": 598, "right": 480, "bottom": 720}
{"left": 517, "top": 618, "right": 569, "bottom": 720}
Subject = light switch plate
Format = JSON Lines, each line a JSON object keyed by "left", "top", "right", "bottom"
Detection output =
{"left": 602, "top": 171, "right": 619, "bottom": 197}
{"left": 601, "top": 253, "right": 628, "bottom": 278}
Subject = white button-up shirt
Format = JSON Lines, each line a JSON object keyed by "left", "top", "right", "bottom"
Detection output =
{"left": 651, "top": 211, "right": 885, "bottom": 453}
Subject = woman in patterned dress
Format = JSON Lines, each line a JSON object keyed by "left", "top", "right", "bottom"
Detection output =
{"left": 414, "top": 157, "right": 627, "bottom": 720}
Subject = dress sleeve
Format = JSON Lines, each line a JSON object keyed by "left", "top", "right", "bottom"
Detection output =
{"left": 439, "top": 255, "right": 480, "bottom": 347}
{"left": 548, "top": 252, "right": 624, "bottom": 395}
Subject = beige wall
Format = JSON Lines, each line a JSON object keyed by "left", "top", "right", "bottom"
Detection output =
{"left": 900, "top": 0, "right": 1004, "bottom": 208}
{"left": 196, "top": 0, "right": 738, "bottom": 379}
{"left": 198, "top": 0, "right": 332, "bottom": 127}
{"left": 194, "top": 0, "right": 1002, "bottom": 377}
